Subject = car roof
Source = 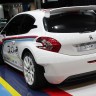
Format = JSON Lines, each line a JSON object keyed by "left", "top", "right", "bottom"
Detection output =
{"left": 45, "top": 5, "right": 96, "bottom": 18}
{"left": 16, "top": 5, "right": 96, "bottom": 19}
{"left": 18, "top": 9, "right": 45, "bottom": 19}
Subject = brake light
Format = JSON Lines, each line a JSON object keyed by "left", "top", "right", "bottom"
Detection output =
{"left": 36, "top": 37, "right": 61, "bottom": 52}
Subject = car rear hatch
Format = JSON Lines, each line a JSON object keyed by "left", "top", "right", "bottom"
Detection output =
{"left": 45, "top": 32, "right": 96, "bottom": 55}
{"left": 44, "top": 5, "right": 96, "bottom": 55}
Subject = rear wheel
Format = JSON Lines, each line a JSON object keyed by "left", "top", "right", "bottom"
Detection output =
{"left": 22, "top": 51, "right": 47, "bottom": 89}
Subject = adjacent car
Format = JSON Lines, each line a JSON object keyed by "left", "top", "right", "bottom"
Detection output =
{"left": 0, "top": 5, "right": 96, "bottom": 89}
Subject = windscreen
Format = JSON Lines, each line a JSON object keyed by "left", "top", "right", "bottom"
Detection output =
{"left": 44, "top": 11, "right": 96, "bottom": 33}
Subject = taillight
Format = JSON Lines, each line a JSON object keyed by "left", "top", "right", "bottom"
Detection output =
{"left": 36, "top": 37, "right": 61, "bottom": 52}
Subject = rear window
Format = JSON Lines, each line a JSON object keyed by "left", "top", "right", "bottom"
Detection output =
{"left": 44, "top": 11, "right": 96, "bottom": 33}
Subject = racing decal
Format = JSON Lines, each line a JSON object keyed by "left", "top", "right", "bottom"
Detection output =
{"left": 3, "top": 36, "right": 38, "bottom": 41}
{"left": 89, "top": 35, "right": 93, "bottom": 40}
{"left": 7, "top": 45, "right": 18, "bottom": 54}
{"left": 3, "top": 36, "right": 37, "bottom": 67}
{"left": 3, "top": 36, "right": 38, "bottom": 54}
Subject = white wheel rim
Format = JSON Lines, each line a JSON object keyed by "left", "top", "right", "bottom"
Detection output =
{"left": 23, "top": 56, "right": 35, "bottom": 85}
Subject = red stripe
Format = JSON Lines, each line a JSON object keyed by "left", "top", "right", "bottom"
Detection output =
{"left": 44, "top": 88, "right": 72, "bottom": 96}
{"left": 3, "top": 36, "right": 38, "bottom": 41}
{"left": 0, "top": 41, "right": 3, "bottom": 45}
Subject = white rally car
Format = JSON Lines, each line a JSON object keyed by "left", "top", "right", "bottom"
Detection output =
{"left": 0, "top": 5, "right": 96, "bottom": 89}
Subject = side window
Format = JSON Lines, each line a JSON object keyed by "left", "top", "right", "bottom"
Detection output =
{"left": 19, "top": 15, "right": 37, "bottom": 34}
{"left": 2, "top": 15, "right": 25, "bottom": 36}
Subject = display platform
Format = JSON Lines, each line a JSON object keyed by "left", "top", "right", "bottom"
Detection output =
{"left": 0, "top": 64, "right": 96, "bottom": 96}
{"left": 60, "top": 79, "right": 96, "bottom": 96}
{"left": 0, "top": 64, "right": 48, "bottom": 96}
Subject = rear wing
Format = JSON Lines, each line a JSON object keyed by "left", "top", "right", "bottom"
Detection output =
{"left": 45, "top": 5, "right": 96, "bottom": 18}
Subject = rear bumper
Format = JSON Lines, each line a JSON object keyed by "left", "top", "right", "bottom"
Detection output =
{"left": 33, "top": 48, "right": 96, "bottom": 84}
{"left": 65, "top": 70, "right": 96, "bottom": 83}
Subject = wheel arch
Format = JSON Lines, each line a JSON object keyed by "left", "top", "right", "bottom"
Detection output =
{"left": 22, "top": 48, "right": 45, "bottom": 72}
{"left": 21, "top": 48, "right": 40, "bottom": 66}
{"left": 21, "top": 48, "right": 32, "bottom": 60}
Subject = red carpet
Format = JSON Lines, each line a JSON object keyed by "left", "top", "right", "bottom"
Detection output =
{"left": 44, "top": 88, "right": 72, "bottom": 96}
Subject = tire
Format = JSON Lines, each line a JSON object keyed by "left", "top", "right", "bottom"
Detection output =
{"left": 22, "top": 51, "right": 47, "bottom": 89}
{"left": 0, "top": 45, "right": 4, "bottom": 64}
{"left": 0, "top": 55, "right": 4, "bottom": 64}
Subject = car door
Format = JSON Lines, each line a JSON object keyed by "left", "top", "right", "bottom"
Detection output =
{"left": 2, "top": 14, "right": 25, "bottom": 70}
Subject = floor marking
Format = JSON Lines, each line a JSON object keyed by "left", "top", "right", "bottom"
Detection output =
{"left": 0, "top": 84, "right": 12, "bottom": 96}
{"left": 0, "top": 77, "right": 21, "bottom": 96}
{"left": 44, "top": 88, "right": 72, "bottom": 96}
{"left": 66, "top": 83, "right": 96, "bottom": 96}
{"left": 60, "top": 80, "right": 96, "bottom": 96}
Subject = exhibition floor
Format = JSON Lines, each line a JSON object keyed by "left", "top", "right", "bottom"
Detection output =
{"left": 0, "top": 64, "right": 96, "bottom": 96}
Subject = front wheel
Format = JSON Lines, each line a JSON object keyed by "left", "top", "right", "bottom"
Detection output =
{"left": 23, "top": 51, "right": 47, "bottom": 89}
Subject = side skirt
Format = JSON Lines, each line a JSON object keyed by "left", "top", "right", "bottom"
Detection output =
{"left": 4, "top": 60, "right": 23, "bottom": 72}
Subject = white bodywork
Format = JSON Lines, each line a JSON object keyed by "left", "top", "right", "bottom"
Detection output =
{"left": 1, "top": 5, "right": 96, "bottom": 84}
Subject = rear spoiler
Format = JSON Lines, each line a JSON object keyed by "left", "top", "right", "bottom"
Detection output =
{"left": 45, "top": 5, "right": 96, "bottom": 18}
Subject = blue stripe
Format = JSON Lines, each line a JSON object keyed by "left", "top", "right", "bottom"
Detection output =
{"left": 0, "top": 84, "right": 12, "bottom": 96}
{"left": 4, "top": 38, "right": 35, "bottom": 43}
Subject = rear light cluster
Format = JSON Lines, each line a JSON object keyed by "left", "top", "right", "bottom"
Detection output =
{"left": 36, "top": 37, "right": 61, "bottom": 52}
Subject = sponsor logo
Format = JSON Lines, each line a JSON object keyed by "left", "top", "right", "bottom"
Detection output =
{"left": 89, "top": 35, "right": 93, "bottom": 40}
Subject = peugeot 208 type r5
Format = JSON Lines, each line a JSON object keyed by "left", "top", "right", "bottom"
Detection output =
{"left": 1, "top": 5, "right": 96, "bottom": 89}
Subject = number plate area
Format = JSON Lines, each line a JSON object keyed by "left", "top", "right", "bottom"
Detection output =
{"left": 75, "top": 42, "right": 96, "bottom": 52}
